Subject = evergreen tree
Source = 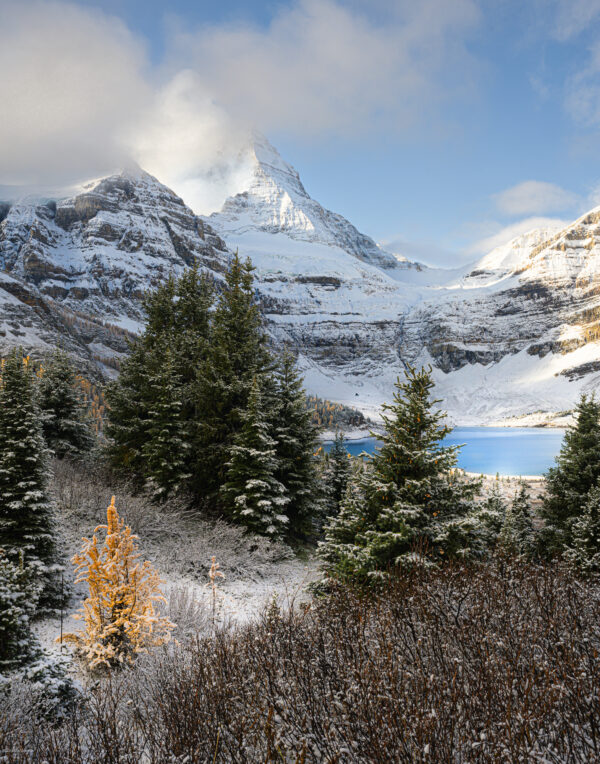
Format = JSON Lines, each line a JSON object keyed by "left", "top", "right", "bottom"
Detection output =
{"left": 323, "top": 431, "right": 353, "bottom": 518}
{"left": 105, "top": 265, "right": 214, "bottom": 492}
{"left": 0, "top": 548, "right": 73, "bottom": 708}
{"left": 541, "top": 394, "right": 600, "bottom": 554}
{"left": 0, "top": 350, "right": 61, "bottom": 608}
{"left": 563, "top": 485, "right": 600, "bottom": 574}
{"left": 141, "top": 343, "right": 191, "bottom": 499}
{"left": 320, "top": 366, "right": 481, "bottom": 583}
{"left": 221, "top": 377, "right": 289, "bottom": 538}
{"left": 38, "top": 348, "right": 95, "bottom": 458}
{"left": 104, "top": 340, "right": 153, "bottom": 482}
{"left": 0, "top": 550, "right": 40, "bottom": 672}
{"left": 498, "top": 482, "right": 536, "bottom": 558}
{"left": 471, "top": 479, "right": 506, "bottom": 550}
{"left": 194, "top": 253, "right": 272, "bottom": 500}
{"left": 271, "top": 348, "right": 320, "bottom": 538}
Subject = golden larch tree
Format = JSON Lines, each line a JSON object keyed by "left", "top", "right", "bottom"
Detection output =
{"left": 63, "top": 496, "right": 174, "bottom": 669}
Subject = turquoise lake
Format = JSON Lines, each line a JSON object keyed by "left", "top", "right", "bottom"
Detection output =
{"left": 326, "top": 427, "right": 566, "bottom": 476}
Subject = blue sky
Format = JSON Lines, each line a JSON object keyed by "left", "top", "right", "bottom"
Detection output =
{"left": 4, "top": 0, "right": 600, "bottom": 265}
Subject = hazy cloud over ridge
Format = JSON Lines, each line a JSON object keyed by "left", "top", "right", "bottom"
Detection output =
{"left": 0, "top": 0, "right": 480, "bottom": 209}
{"left": 493, "top": 181, "right": 580, "bottom": 216}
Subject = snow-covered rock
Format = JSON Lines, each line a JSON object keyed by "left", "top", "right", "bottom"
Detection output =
{"left": 0, "top": 167, "right": 229, "bottom": 371}
{"left": 210, "top": 134, "right": 419, "bottom": 271}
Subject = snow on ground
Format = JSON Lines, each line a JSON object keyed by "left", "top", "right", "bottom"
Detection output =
{"left": 34, "top": 555, "right": 319, "bottom": 658}
{"left": 488, "top": 411, "right": 575, "bottom": 428}
{"left": 35, "top": 459, "right": 320, "bottom": 658}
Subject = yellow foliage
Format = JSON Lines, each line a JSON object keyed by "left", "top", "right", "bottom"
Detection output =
{"left": 62, "top": 496, "right": 174, "bottom": 670}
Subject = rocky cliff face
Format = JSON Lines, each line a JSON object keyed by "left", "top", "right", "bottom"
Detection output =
{"left": 0, "top": 168, "right": 229, "bottom": 377}
{"left": 396, "top": 213, "right": 600, "bottom": 423}
{"left": 3, "top": 139, "right": 600, "bottom": 422}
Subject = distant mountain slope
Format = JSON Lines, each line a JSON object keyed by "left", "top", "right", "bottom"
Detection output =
{"left": 401, "top": 209, "right": 600, "bottom": 423}
{"left": 0, "top": 168, "right": 230, "bottom": 376}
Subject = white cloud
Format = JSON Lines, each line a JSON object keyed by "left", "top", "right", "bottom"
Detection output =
{"left": 564, "top": 41, "right": 600, "bottom": 127}
{"left": 381, "top": 236, "right": 460, "bottom": 268}
{"left": 0, "top": 0, "right": 481, "bottom": 197}
{"left": 170, "top": 0, "right": 480, "bottom": 137}
{"left": 465, "top": 217, "right": 568, "bottom": 257}
{"left": 129, "top": 71, "right": 254, "bottom": 214}
{"left": 0, "top": 1, "right": 151, "bottom": 186}
{"left": 493, "top": 181, "right": 580, "bottom": 216}
{"left": 550, "top": 0, "right": 600, "bottom": 40}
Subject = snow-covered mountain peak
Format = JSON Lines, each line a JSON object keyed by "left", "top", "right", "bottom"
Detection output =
{"left": 209, "top": 134, "right": 415, "bottom": 271}
{"left": 249, "top": 133, "right": 306, "bottom": 192}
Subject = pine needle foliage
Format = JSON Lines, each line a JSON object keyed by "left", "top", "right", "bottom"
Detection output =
{"left": 193, "top": 253, "right": 272, "bottom": 500}
{"left": 0, "top": 550, "right": 40, "bottom": 672}
{"left": 141, "top": 343, "right": 191, "bottom": 499}
{"left": 320, "top": 366, "right": 482, "bottom": 584}
{"left": 221, "top": 377, "right": 289, "bottom": 538}
{"left": 105, "top": 264, "right": 214, "bottom": 494}
{"left": 322, "top": 431, "right": 353, "bottom": 519}
{"left": 498, "top": 482, "right": 536, "bottom": 558}
{"left": 104, "top": 256, "right": 320, "bottom": 533}
{"left": 0, "top": 548, "right": 74, "bottom": 707}
{"left": 541, "top": 394, "right": 600, "bottom": 554}
{"left": 271, "top": 348, "right": 320, "bottom": 538}
{"left": 63, "top": 496, "right": 174, "bottom": 670}
{"left": 563, "top": 485, "right": 600, "bottom": 574}
{"left": 0, "top": 349, "right": 61, "bottom": 609}
{"left": 38, "top": 348, "right": 95, "bottom": 458}
{"left": 471, "top": 479, "right": 506, "bottom": 549}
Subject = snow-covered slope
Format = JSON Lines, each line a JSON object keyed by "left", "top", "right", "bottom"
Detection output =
{"left": 400, "top": 209, "right": 600, "bottom": 423}
{"left": 461, "top": 225, "right": 564, "bottom": 288}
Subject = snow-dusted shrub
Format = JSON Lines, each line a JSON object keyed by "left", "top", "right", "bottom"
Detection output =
{"left": 162, "top": 585, "right": 211, "bottom": 640}
{"left": 5, "top": 559, "right": 600, "bottom": 761}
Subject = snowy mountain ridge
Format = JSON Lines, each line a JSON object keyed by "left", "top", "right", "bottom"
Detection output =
{"left": 2, "top": 137, "right": 600, "bottom": 423}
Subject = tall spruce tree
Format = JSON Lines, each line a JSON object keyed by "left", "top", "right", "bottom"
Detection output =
{"left": 0, "top": 350, "right": 61, "bottom": 608}
{"left": 221, "top": 377, "right": 289, "bottom": 538}
{"left": 563, "top": 485, "right": 600, "bottom": 573}
{"left": 498, "top": 482, "right": 536, "bottom": 558}
{"left": 541, "top": 394, "right": 600, "bottom": 555}
{"left": 323, "top": 431, "right": 353, "bottom": 519}
{"left": 271, "top": 349, "right": 320, "bottom": 538}
{"left": 104, "top": 340, "right": 153, "bottom": 481}
{"left": 38, "top": 348, "right": 95, "bottom": 458}
{"left": 105, "top": 264, "right": 214, "bottom": 493}
{"left": 320, "top": 366, "right": 482, "bottom": 583}
{"left": 141, "top": 343, "right": 191, "bottom": 499}
{"left": 194, "top": 253, "right": 272, "bottom": 500}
